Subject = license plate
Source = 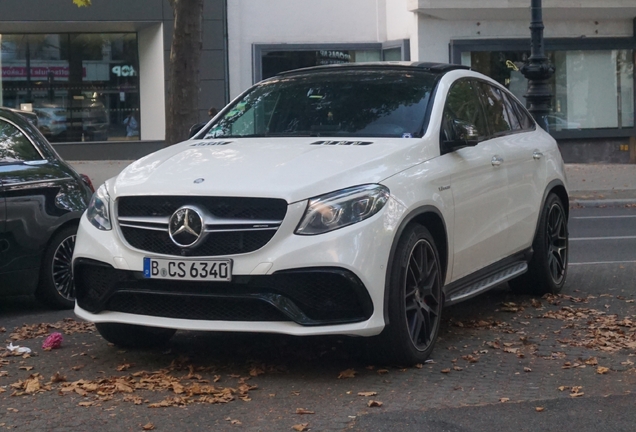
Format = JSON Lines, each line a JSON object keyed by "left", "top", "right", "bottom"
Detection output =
{"left": 143, "top": 257, "right": 232, "bottom": 281}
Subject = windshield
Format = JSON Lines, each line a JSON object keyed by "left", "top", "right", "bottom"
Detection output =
{"left": 202, "top": 70, "right": 437, "bottom": 139}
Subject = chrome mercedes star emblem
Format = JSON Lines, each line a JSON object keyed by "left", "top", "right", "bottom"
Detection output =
{"left": 168, "top": 206, "right": 205, "bottom": 247}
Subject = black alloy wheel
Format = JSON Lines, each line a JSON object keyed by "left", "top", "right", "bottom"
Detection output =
{"left": 376, "top": 224, "right": 443, "bottom": 364}
{"left": 36, "top": 225, "right": 79, "bottom": 309}
{"left": 509, "top": 193, "right": 568, "bottom": 295}
{"left": 546, "top": 200, "right": 568, "bottom": 285}
{"left": 52, "top": 234, "right": 76, "bottom": 301}
{"left": 404, "top": 238, "right": 442, "bottom": 350}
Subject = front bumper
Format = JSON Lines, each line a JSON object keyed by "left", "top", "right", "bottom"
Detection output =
{"left": 73, "top": 198, "right": 406, "bottom": 337}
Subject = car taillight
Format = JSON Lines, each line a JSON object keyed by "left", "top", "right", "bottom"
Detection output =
{"left": 80, "top": 174, "right": 95, "bottom": 193}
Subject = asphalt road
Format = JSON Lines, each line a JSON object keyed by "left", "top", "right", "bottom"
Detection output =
{"left": 1, "top": 205, "right": 635, "bottom": 431}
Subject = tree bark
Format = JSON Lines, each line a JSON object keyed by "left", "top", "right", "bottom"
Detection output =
{"left": 166, "top": 0, "right": 203, "bottom": 145}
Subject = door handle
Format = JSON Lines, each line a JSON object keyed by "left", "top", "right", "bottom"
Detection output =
{"left": 533, "top": 150, "right": 543, "bottom": 160}
{"left": 491, "top": 155, "right": 504, "bottom": 167}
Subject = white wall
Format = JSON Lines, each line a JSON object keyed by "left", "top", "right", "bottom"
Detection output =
{"left": 385, "top": 0, "right": 418, "bottom": 59}
{"left": 228, "top": 0, "right": 388, "bottom": 98}
{"left": 415, "top": 16, "right": 634, "bottom": 63}
{"left": 138, "top": 23, "right": 165, "bottom": 140}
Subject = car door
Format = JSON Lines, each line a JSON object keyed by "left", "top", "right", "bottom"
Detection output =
{"left": 441, "top": 78, "right": 511, "bottom": 281}
{"left": 0, "top": 116, "right": 64, "bottom": 281}
{"left": 499, "top": 90, "right": 549, "bottom": 252}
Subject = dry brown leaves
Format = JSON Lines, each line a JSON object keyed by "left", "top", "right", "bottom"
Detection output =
{"left": 367, "top": 400, "right": 383, "bottom": 407}
{"left": 337, "top": 369, "right": 356, "bottom": 379}
{"left": 292, "top": 423, "right": 309, "bottom": 431}
{"left": 8, "top": 318, "right": 95, "bottom": 341}
{"left": 6, "top": 364, "right": 259, "bottom": 408}
{"left": 540, "top": 305, "right": 636, "bottom": 352}
{"left": 296, "top": 408, "right": 315, "bottom": 415}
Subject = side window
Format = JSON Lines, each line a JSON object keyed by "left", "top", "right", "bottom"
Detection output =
{"left": 0, "top": 119, "right": 42, "bottom": 163}
{"left": 510, "top": 98, "right": 536, "bottom": 130}
{"left": 501, "top": 92, "right": 523, "bottom": 131}
{"left": 476, "top": 82, "right": 514, "bottom": 136}
{"left": 442, "top": 79, "right": 488, "bottom": 143}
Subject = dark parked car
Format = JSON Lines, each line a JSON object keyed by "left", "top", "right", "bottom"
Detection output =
{"left": 0, "top": 107, "right": 94, "bottom": 309}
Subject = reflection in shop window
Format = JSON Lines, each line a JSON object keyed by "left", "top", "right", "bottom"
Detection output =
{"left": 0, "top": 33, "right": 140, "bottom": 143}
{"left": 462, "top": 49, "right": 634, "bottom": 132}
{"left": 261, "top": 49, "right": 381, "bottom": 80}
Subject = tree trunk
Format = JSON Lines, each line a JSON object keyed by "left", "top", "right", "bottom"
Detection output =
{"left": 166, "top": 0, "right": 203, "bottom": 145}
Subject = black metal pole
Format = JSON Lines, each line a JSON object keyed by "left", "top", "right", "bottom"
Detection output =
{"left": 520, "top": 0, "right": 554, "bottom": 131}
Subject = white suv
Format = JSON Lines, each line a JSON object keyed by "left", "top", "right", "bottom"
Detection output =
{"left": 73, "top": 63, "right": 568, "bottom": 364}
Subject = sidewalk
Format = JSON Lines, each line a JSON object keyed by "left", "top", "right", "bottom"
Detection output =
{"left": 69, "top": 160, "right": 636, "bottom": 207}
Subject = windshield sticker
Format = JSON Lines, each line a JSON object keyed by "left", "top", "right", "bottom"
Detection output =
{"left": 402, "top": 133, "right": 412, "bottom": 138}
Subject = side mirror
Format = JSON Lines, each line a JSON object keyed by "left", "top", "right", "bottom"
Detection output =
{"left": 188, "top": 122, "right": 205, "bottom": 139}
{"left": 442, "top": 119, "right": 480, "bottom": 153}
{"left": 451, "top": 119, "right": 479, "bottom": 145}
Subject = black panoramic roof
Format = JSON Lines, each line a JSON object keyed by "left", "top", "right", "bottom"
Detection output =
{"left": 275, "top": 62, "right": 470, "bottom": 77}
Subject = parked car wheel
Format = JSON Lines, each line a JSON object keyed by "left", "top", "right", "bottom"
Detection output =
{"left": 509, "top": 193, "right": 568, "bottom": 295}
{"left": 377, "top": 224, "right": 443, "bottom": 364}
{"left": 36, "top": 225, "right": 78, "bottom": 309}
{"left": 95, "top": 323, "right": 176, "bottom": 348}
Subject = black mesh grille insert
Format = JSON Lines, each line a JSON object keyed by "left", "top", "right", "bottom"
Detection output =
{"left": 106, "top": 293, "right": 289, "bottom": 322}
{"left": 118, "top": 196, "right": 287, "bottom": 220}
{"left": 120, "top": 226, "right": 276, "bottom": 257}
{"left": 117, "top": 196, "right": 287, "bottom": 257}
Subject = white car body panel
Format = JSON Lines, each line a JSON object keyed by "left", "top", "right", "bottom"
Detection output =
{"left": 73, "top": 65, "right": 568, "bottom": 338}
{"left": 112, "top": 137, "right": 438, "bottom": 203}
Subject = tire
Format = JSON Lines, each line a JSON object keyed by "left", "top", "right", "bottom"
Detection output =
{"left": 36, "top": 225, "right": 78, "bottom": 309}
{"left": 375, "top": 224, "right": 444, "bottom": 365}
{"left": 96, "top": 323, "right": 176, "bottom": 348}
{"left": 509, "top": 193, "right": 568, "bottom": 295}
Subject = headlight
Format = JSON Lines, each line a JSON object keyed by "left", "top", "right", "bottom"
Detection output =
{"left": 295, "top": 184, "right": 389, "bottom": 235}
{"left": 86, "top": 184, "right": 112, "bottom": 231}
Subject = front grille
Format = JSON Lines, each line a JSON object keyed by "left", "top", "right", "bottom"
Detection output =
{"left": 121, "top": 227, "right": 276, "bottom": 257}
{"left": 116, "top": 196, "right": 287, "bottom": 257}
{"left": 118, "top": 196, "right": 287, "bottom": 220}
{"left": 73, "top": 259, "right": 373, "bottom": 325}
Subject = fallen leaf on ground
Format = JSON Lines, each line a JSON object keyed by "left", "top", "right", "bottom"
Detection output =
{"left": 500, "top": 398, "right": 510, "bottom": 403}
{"left": 292, "top": 424, "right": 309, "bottom": 431}
{"left": 338, "top": 369, "right": 356, "bottom": 379}
{"left": 141, "top": 423, "right": 155, "bottom": 430}
{"left": 535, "top": 407, "right": 545, "bottom": 412}
{"left": 524, "top": 367, "right": 532, "bottom": 372}
{"left": 367, "top": 400, "right": 383, "bottom": 407}
{"left": 376, "top": 369, "right": 389, "bottom": 375}
{"left": 296, "top": 408, "right": 315, "bottom": 415}
{"left": 50, "top": 372, "right": 67, "bottom": 383}
{"left": 358, "top": 391, "right": 377, "bottom": 397}
{"left": 596, "top": 366, "right": 610, "bottom": 374}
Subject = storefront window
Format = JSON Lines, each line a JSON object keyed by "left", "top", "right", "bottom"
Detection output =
{"left": 0, "top": 33, "right": 140, "bottom": 142}
{"left": 462, "top": 49, "right": 634, "bottom": 132}
{"left": 261, "top": 49, "right": 381, "bottom": 80}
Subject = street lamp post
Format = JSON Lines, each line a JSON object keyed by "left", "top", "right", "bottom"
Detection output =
{"left": 520, "top": 0, "right": 554, "bottom": 131}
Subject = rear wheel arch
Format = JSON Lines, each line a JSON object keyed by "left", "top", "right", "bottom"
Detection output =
{"left": 383, "top": 206, "right": 449, "bottom": 325}
{"left": 533, "top": 180, "right": 569, "bottom": 240}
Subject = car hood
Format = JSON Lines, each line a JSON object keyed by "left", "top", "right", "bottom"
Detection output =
{"left": 111, "top": 137, "right": 437, "bottom": 203}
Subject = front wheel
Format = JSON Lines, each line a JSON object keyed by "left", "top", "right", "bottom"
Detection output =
{"left": 36, "top": 225, "right": 78, "bottom": 309}
{"left": 96, "top": 323, "right": 176, "bottom": 348}
{"left": 509, "top": 193, "right": 568, "bottom": 295}
{"left": 375, "top": 224, "right": 443, "bottom": 364}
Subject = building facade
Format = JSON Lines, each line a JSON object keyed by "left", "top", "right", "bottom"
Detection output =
{"left": 0, "top": 0, "right": 228, "bottom": 160}
{"left": 1, "top": 0, "right": 635, "bottom": 162}
{"left": 229, "top": 0, "right": 636, "bottom": 163}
